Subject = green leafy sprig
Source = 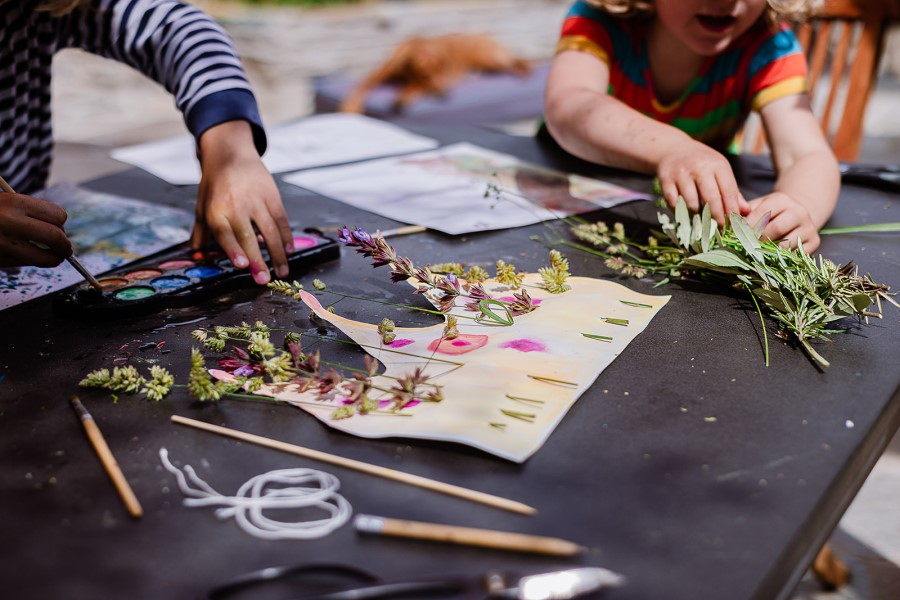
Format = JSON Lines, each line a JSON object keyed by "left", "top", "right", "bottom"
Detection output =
{"left": 79, "top": 365, "right": 174, "bottom": 401}
{"left": 566, "top": 198, "right": 896, "bottom": 368}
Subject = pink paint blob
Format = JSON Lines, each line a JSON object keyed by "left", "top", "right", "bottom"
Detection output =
{"left": 500, "top": 338, "right": 547, "bottom": 352}
{"left": 378, "top": 399, "right": 421, "bottom": 409}
{"left": 158, "top": 259, "right": 196, "bottom": 270}
{"left": 292, "top": 235, "right": 318, "bottom": 250}
{"left": 427, "top": 334, "right": 489, "bottom": 355}
{"left": 497, "top": 296, "right": 542, "bottom": 306}
{"left": 387, "top": 338, "right": 414, "bottom": 348}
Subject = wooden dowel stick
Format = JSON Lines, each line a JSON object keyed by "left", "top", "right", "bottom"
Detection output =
{"left": 354, "top": 514, "right": 585, "bottom": 556}
{"left": 379, "top": 225, "right": 427, "bottom": 238}
{"left": 171, "top": 415, "right": 536, "bottom": 516}
{"left": 71, "top": 396, "right": 143, "bottom": 519}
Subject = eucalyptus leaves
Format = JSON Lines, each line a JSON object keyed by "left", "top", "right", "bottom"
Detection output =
{"left": 568, "top": 199, "right": 895, "bottom": 368}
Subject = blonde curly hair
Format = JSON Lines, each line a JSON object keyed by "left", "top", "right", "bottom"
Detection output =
{"left": 583, "top": 0, "right": 822, "bottom": 21}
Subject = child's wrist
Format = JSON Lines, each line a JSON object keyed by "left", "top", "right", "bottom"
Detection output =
{"left": 199, "top": 120, "right": 259, "bottom": 168}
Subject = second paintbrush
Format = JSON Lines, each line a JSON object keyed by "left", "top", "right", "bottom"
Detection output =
{"left": 354, "top": 514, "right": 586, "bottom": 557}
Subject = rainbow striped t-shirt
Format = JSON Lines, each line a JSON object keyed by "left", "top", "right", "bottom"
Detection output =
{"left": 555, "top": 1, "right": 808, "bottom": 151}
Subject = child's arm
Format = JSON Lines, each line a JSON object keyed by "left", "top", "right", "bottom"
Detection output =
{"left": 68, "top": 0, "right": 292, "bottom": 282}
{"left": 0, "top": 193, "right": 71, "bottom": 268}
{"left": 746, "top": 94, "right": 840, "bottom": 252}
{"left": 194, "top": 120, "right": 292, "bottom": 285}
{"left": 545, "top": 51, "right": 749, "bottom": 226}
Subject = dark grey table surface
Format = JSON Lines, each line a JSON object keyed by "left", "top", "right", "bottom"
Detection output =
{"left": 2, "top": 123, "right": 899, "bottom": 600}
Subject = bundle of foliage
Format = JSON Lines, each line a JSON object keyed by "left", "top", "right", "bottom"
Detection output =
{"left": 562, "top": 199, "right": 896, "bottom": 368}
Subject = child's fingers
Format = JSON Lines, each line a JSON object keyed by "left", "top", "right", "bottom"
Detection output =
{"left": 264, "top": 197, "right": 293, "bottom": 279}
{"left": 226, "top": 222, "right": 270, "bottom": 285}
{"left": 0, "top": 236, "right": 67, "bottom": 268}
{"left": 0, "top": 214, "right": 72, "bottom": 259}
{"left": 206, "top": 217, "right": 254, "bottom": 275}
{"left": 696, "top": 176, "right": 726, "bottom": 225}
{"left": 255, "top": 214, "right": 290, "bottom": 280}
{"left": 189, "top": 220, "right": 209, "bottom": 250}
{"left": 676, "top": 177, "right": 701, "bottom": 214}
{"left": 665, "top": 175, "right": 700, "bottom": 213}
{"left": 22, "top": 196, "right": 69, "bottom": 227}
{"left": 713, "top": 172, "right": 743, "bottom": 222}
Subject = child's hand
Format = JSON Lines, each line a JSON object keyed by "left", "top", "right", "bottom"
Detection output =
{"left": 0, "top": 192, "right": 71, "bottom": 268}
{"left": 656, "top": 140, "right": 749, "bottom": 226}
{"left": 746, "top": 192, "right": 820, "bottom": 252}
{"left": 194, "top": 121, "right": 292, "bottom": 285}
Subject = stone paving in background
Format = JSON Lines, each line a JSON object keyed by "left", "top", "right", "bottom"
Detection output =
{"left": 46, "top": 2, "right": 900, "bottom": 597}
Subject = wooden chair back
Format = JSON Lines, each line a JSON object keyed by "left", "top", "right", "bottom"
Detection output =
{"left": 742, "top": 0, "right": 900, "bottom": 162}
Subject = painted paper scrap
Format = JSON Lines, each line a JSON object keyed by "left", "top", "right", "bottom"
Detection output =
{"left": 282, "top": 142, "right": 648, "bottom": 235}
{"left": 215, "top": 273, "right": 668, "bottom": 462}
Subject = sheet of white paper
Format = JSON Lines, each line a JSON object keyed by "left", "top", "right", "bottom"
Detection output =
{"left": 282, "top": 142, "right": 648, "bottom": 235}
{"left": 262, "top": 113, "right": 439, "bottom": 174}
{"left": 0, "top": 183, "right": 192, "bottom": 310}
{"left": 110, "top": 113, "right": 439, "bottom": 185}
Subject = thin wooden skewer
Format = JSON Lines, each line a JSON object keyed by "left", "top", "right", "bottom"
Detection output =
{"left": 318, "top": 224, "right": 427, "bottom": 238}
{"left": 0, "top": 174, "right": 102, "bottom": 290}
{"left": 71, "top": 396, "right": 143, "bottom": 519}
{"left": 171, "top": 415, "right": 537, "bottom": 516}
{"left": 379, "top": 224, "right": 427, "bottom": 238}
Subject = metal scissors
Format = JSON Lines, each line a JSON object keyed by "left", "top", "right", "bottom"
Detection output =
{"left": 205, "top": 562, "right": 625, "bottom": 599}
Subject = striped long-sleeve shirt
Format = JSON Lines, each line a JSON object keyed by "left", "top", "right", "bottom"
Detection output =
{"left": 0, "top": 0, "right": 266, "bottom": 193}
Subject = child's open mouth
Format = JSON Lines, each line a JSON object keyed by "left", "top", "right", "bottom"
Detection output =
{"left": 696, "top": 14, "right": 738, "bottom": 33}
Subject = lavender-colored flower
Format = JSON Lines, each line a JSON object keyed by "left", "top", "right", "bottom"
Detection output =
{"left": 233, "top": 365, "right": 256, "bottom": 377}
{"left": 337, "top": 226, "right": 353, "bottom": 245}
{"left": 217, "top": 357, "right": 262, "bottom": 376}
{"left": 352, "top": 228, "right": 372, "bottom": 244}
{"left": 434, "top": 273, "right": 460, "bottom": 294}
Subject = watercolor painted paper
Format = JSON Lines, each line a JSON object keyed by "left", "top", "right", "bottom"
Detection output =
{"left": 0, "top": 183, "right": 192, "bottom": 310}
{"left": 282, "top": 142, "right": 649, "bottom": 235}
{"left": 217, "top": 274, "right": 668, "bottom": 462}
{"left": 111, "top": 113, "right": 439, "bottom": 185}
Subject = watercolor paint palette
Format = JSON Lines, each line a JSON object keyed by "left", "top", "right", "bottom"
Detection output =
{"left": 53, "top": 231, "right": 339, "bottom": 320}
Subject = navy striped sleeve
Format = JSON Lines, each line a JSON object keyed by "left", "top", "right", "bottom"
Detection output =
{"left": 69, "top": 0, "right": 266, "bottom": 154}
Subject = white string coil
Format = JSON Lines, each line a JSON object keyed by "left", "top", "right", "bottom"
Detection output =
{"left": 159, "top": 448, "right": 352, "bottom": 540}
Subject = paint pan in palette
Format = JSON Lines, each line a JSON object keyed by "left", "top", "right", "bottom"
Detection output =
{"left": 53, "top": 230, "right": 339, "bottom": 320}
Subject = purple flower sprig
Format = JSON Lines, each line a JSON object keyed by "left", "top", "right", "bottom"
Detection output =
{"left": 338, "top": 226, "right": 519, "bottom": 323}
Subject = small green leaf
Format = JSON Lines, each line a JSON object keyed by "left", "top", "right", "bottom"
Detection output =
{"left": 684, "top": 249, "right": 753, "bottom": 273}
{"left": 849, "top": 293, "right": 872, "bottom": 312}
{"left": 675, "top": 197, "right": 692, "bottom": 248}
{"left": 752, "top": 288, "right": 790, "bottom": 313}
{"left": 752, "top": 211, "right": 771, "bottom": 238}
{"left": 820, "top": 222, "right": 900, "bottom": 235}
{"left": 700, "top": 203, "right": 714, "bottom": 253}
{"left": 731, "top": 214, "right": 764, "bottom": 263}
{"left": 478, "top": 299, "right": 514, "bottom": 325}
{"left": 690, "top": 213, "right": 703, "bottom": 252}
